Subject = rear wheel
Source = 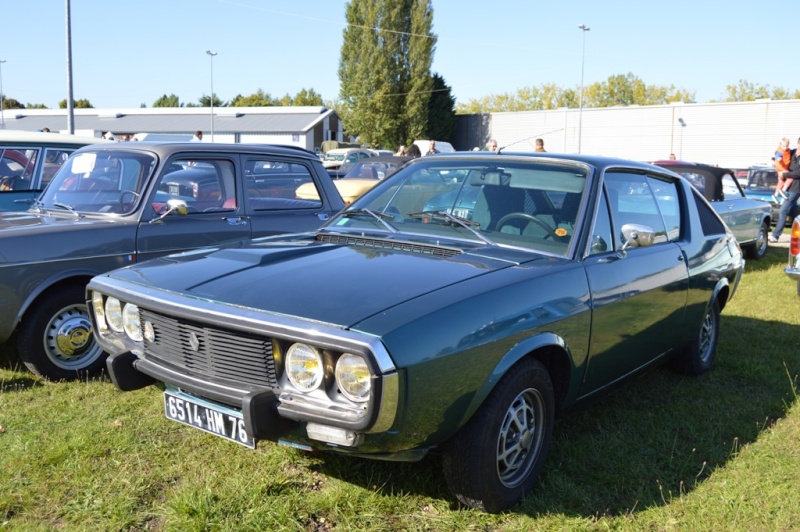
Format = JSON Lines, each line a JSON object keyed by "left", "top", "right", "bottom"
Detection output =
{"left": 746, "top": 220, "right": 769, "bottom": 259}
{"left": 17, "top": 285, "right": 106, "bottom": 380}
{"left": 670, "top": 299, "right": 720, "bottom": 376}
{"left": 442, "top": 358, "right": 554, "bottom": 513}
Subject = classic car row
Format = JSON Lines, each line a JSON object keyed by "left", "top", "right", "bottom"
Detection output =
{"left": 87, "top": 151, "right": 745, "bottom": 512}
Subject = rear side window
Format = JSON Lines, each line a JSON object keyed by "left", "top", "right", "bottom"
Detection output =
{"left": 244, "top": 158, "right": 322, "bottom": 210}
{"left": 154, "top": 159, "right": 237, "bottom": 214}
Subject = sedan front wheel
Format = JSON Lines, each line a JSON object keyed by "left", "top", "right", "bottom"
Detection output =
{"left": 17, "top": 285, "right": 107, "bottom": 380}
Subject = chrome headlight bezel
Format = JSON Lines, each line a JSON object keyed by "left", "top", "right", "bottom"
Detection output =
{"left": 122, "top": 303, "right": 142, "bottom": 342}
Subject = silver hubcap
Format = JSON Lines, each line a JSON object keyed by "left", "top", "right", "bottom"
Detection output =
{"left": 496, "top": 388, "right": 545, "bottom": 487}
{"left": 44, "top": 304, "right": 103, "bottom": 370}
{"left": 698, "top": 309, "right": 716, "bottom": 364}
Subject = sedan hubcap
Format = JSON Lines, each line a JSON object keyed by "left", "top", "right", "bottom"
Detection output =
{"left": 45, "top": 304, "right": 103, "bottom": 369}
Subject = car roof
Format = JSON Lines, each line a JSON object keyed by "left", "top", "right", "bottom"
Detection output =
{"left": 428, "top": 151, "right": 670, "bottom": 174}
{"left": 651, "top": 159, "right": 733, "bottom": 177}
{"left": 72, "top": 141, "right": 320, "bottom": 161}
{"left": 0, "top": 130, "right": 107, "bottom": 146}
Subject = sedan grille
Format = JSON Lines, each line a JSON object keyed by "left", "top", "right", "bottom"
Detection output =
{"left": 140, "top": 309, "right": 277, "bottom": 388}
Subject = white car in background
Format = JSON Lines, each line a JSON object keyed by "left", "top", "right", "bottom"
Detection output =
{"left": 413, "top": 139, "right": 455, "bottom": 154}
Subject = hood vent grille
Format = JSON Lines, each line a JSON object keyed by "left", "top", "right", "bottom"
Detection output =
{"left": 316, "top": 233, "right": 462, "bottom": 257}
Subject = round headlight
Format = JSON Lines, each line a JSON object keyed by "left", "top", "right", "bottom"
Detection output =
{"left": 105, "top": 297, "right": 123, "bottom": 333}
{"left": 122, "top": 303, "right": 142, "bottom": 341}
{"left": 91, "top": 292, "right": 108, "bottom": 334}
{"left": 285, "top": 343, "right": 323, "bottom": 392}
{"left": 335, "top": 353, "right": 371, "bottom": 403}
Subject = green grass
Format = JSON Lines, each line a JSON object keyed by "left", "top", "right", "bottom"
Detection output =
{"left": 2, "top": 246, "right": 799, "bottom": 530}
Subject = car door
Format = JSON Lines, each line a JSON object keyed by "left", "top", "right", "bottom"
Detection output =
{"left": 580, "top": 170, "right": 689, "bottom": 396}
{"left": 244, "top": 156, "right": 335, "bottom": 236}
{"left": 135, "top": 156, "right": 251, "bottom": 261}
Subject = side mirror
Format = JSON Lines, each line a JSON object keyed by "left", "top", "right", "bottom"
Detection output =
{"left": 150, "top": 198, "right": 189, "bottom": 223}
{"left": 620, "top": 223, "right": 656, "bottom": 253}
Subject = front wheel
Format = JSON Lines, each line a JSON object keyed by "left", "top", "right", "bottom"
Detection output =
{"left": 670, "top": 299, "right": 720, "bottom": 376}
{"left": 442, "top": 358, "right": 554, "bottom": 513}
{"left": 16, "top": 285, "right": 106, "bottom": 380}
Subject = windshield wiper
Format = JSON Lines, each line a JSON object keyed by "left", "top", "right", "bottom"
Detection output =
{"left": 339, "top": 208, "right": 397, "bottom": 233}
{"left": 408, "top": 211, "right": 495, "bottom": 245}
{"left": 53, "top": 202, "right": 81, "bottom": 218}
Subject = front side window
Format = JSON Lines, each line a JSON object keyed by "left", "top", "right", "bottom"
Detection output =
{"left": 603, "top": 171, "right": 679, "bottom": 250}
{"left": 154, "top": 159, "right": 237, "bottom": 214}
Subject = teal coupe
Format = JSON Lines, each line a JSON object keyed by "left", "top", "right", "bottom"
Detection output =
{"left": 89, "top": 152, "right": 745, "bottom": 512}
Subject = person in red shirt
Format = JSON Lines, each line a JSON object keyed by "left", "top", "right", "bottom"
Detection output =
{"left": 772, "top": 137, "right": 793, "bottom": 202}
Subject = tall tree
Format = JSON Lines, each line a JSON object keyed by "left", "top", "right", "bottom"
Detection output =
{"left": 230, "top": 89, "right": 277, "bottom": 107}
{"left": 0, "top": 96, "right": 24, "bottom": 109}
{"left": 293, "top": 88, "right": 324, "bottom": 106}
{"left": 425, "top": 73, "right": 455, "bottom": 141}
{"left": 339, "top": 0, "right": 436, "bottom": 148}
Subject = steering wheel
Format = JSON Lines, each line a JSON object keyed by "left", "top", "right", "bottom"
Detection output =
{"left": 495, "top": 212, "right": 557, "bottom": 239}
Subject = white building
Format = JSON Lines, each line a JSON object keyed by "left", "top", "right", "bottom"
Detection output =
{"left": 454, "top": 99, "right": 800, "bottom": 169}
{"left": 0, "top": 106, "right": 345, "bottom": 153}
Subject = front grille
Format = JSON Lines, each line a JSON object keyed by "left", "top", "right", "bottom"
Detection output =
{"left": 140, "top": 309, "right": 277, "bottom": 388}
{"left": 316, "top": 233, "right": 462, "bottom": 257}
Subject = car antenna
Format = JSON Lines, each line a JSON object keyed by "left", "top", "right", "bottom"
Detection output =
{"left": 496, "top": 128, "right": 563, "bottom": 154}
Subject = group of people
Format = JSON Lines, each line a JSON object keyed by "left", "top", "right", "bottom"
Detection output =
{"left": 770, "top": 137, "right": 800, "bottom": 243}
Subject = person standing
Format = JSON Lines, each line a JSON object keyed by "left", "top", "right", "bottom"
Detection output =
{"left": 535, "top": 138, "right": 546, "bottom": 152}
{"left": 425, "top": 140, "right": 439, "bottom": 156}
{"left": 772, "top": 137, "right": 792, "bottom": 203}
{"left": 192, "top": 130, "right": 204, "bottom": 142}
{"left": 486, "top": 139, "right": 498, "bottom": 151}
{"left": 770, "top": 138, "right": 800, "bottom": 242}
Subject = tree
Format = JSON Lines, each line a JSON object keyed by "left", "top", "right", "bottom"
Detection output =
{"left": 58, "top": 98, "right": 93, "bottom": 108}
{"left": 152, "top": 94, "right": 183, "bottom": 107}
{"left": 25, "top": 103, "right": 48, "bottom": 109}
{"left": 339, "top": 0, "right": 436, "bottom": 148}
{"left": 293, "top": 88, "right": 324, "bottom": 106}
{"left": 230, "top": 89, "right": 277, "bottom": 107}
{"left": 425, "top": 73, "right": 455, "bottom": 141}
{"left": 0, "top": 96, "right": 24, "bottom": 109}
{"left": 196, "top": 94, "right": 227, "bottom": 107}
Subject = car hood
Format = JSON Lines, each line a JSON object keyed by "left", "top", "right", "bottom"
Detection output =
{"left": 107, "top": 235, "right": 539, "bottom": 328}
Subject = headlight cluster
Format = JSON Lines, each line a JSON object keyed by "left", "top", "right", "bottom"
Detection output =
{"left": 285, "top": 343, "right": 371, "bottom": 403}
{"left": 91, "top": 292, "right": 142, "bottom": 342}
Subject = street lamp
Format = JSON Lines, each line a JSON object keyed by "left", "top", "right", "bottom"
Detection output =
{"left": 206, "top": 50, "right": 217, "bottom": 141}
{"left": 678, "top": 118, "right": 686, "bottom": 159}
{"left": 577, "top": 24, "right": 590, "bottom": 154}
{"left": 0, "top": 59, "right": 6, "bottom": 129}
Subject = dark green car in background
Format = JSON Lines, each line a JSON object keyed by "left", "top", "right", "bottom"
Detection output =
{"left": 89, "top": 152, "right": 744, "bottom": 512}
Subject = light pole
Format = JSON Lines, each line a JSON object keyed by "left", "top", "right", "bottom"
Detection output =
{"left": 678, "top": 118, "right": 686, "bottom": 160}
{"left": 577, "top": 24, "right": 590, "bottom": 154}
{"left": 206, "top": 50, "right": 217, "bottom": 141}
{"left": 0, "top": 59, "right": 6, "bottom": 129}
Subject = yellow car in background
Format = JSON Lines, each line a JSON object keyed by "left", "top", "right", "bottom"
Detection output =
{"left": 298, "top": 156, "right": 411, "bottom": 204}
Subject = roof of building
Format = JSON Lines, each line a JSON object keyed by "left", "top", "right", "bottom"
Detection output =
{"left": 0, "top": 106, "right": 335, "bottom": 135}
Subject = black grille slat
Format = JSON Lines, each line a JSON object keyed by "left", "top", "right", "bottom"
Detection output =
{"left": 140, "top": 309, "right": 277, "bottom": 388}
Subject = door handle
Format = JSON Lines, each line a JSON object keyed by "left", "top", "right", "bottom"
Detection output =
{"left": 224, "top": 217, "right": 248, "bottom": 226}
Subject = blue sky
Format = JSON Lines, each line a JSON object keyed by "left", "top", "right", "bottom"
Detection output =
{"left": 0, "top": 1, "right": 788, "bottom": 110}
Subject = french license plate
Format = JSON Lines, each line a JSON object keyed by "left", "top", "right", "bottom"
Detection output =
{"left": 164, "top": 390, "right": 255, "bottom": 448}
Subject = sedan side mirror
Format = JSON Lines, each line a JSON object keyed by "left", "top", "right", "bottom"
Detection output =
{"left": 150, "top": 198, "right": 189, "bottom": 223}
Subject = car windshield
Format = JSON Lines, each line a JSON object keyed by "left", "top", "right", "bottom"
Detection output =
{"left": 325, "top": 157, "right": 589, "bottom": 256}
{"left": 323, "top": 152, "right": 345, "bottom": 162}
{"left": 37, "top": 149, "right": 157, "bottom": 215}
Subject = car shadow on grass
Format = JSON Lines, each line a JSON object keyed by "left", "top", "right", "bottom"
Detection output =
{"left": 309, "top": 315, "right": 799, "bottom": 517}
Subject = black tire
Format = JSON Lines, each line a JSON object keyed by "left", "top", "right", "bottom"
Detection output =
{"left": 670, "top": 299, "right": 720, "bottom": 376}
{"left": 442, "top": 358, "right": 554, "bottom": 513}
{"left": 745, "top": 220, "right": 769, "bottom": 260}
{"left": 16, "top": 285, "right": 106, "bottom": 380}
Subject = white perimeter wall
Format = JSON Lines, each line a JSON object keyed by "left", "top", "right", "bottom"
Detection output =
{"left": 484, "top": 99, "right": 800, "bottom": 169}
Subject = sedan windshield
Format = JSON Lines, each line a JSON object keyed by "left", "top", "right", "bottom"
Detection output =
{"left": 38, "top": 150, "right": 157, "bottom": 215}
{"left": 325, "top": 157, "right": 589, "bottom": 256}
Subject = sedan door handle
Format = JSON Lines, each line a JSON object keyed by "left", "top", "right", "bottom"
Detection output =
{"left": 223, "top": 217, "right": 248, "bottom": 226}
